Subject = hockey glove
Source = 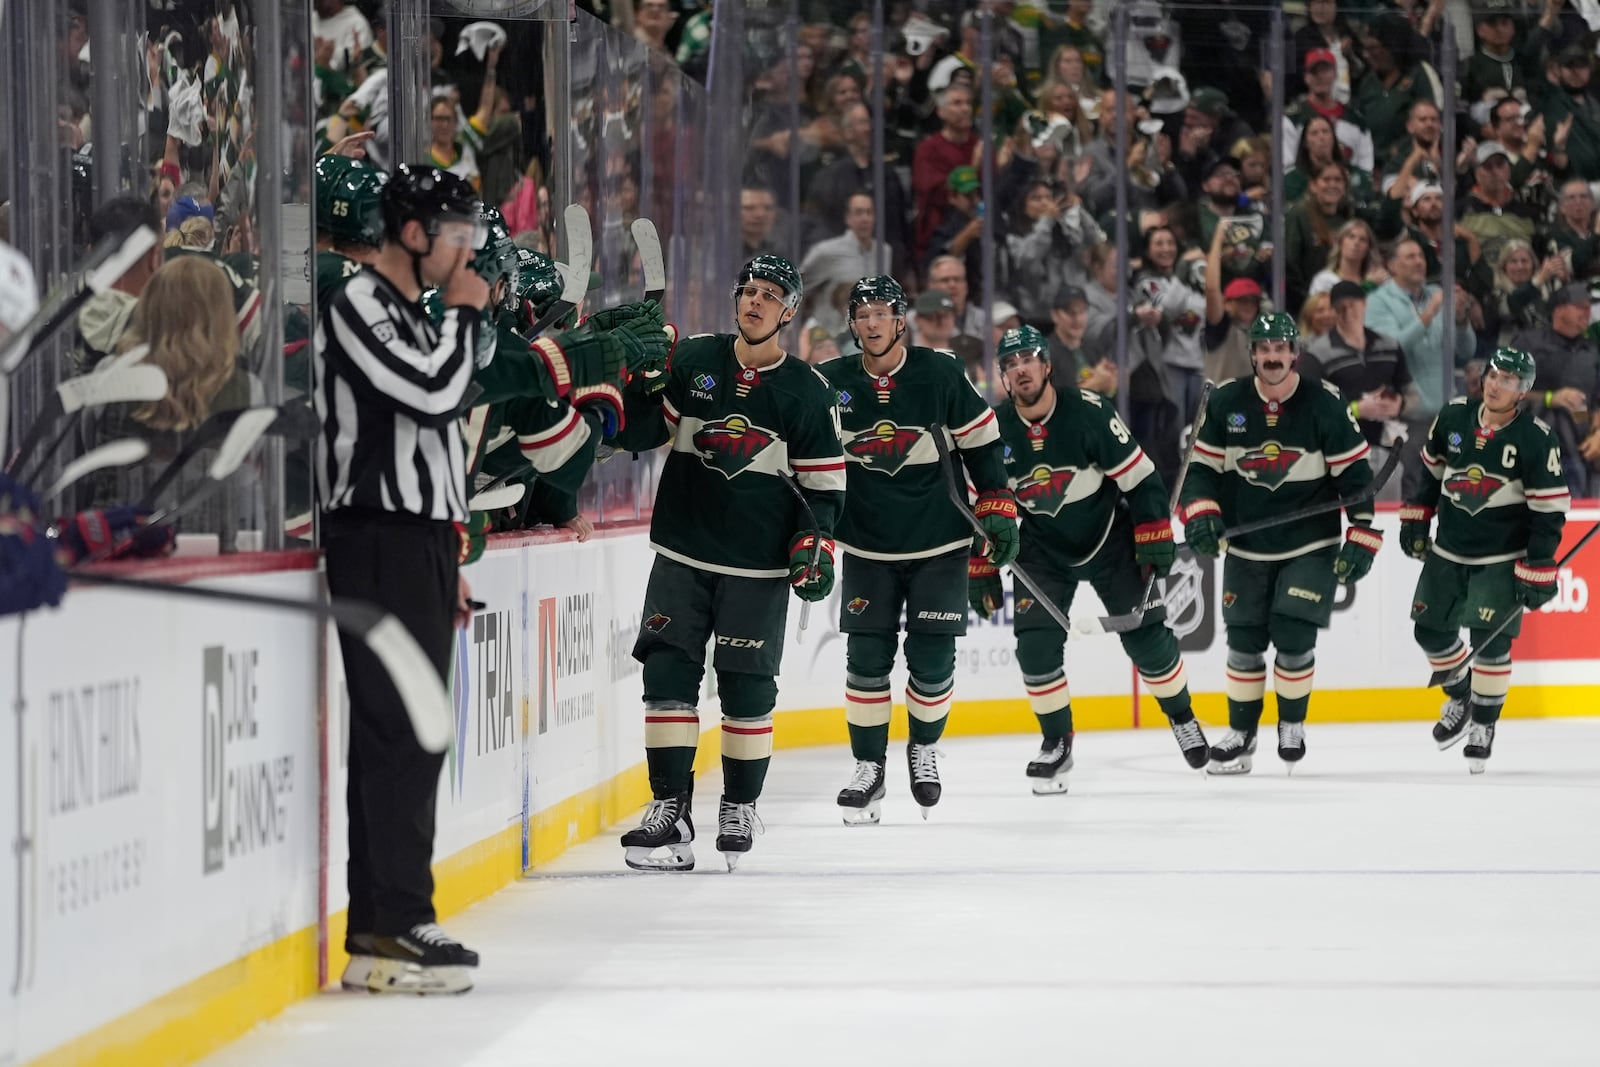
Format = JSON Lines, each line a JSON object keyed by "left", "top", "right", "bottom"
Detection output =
{"left": 1514, "top": 557, "right": 1559, "bottom": 609}
{"left": 572, "top": 383, "right": 625, "bottom": 437}
{"left": 531, "top": 329, "right": 625, "bottom": 398}
{"left": 968, "top": 555, "right": 1003, "bottom": 620}
{"left": 787, "top": 531, "right": 835, "bottom": 603}
{"left": 972, "top": 490, "right": 1020, "bottom": 567}
{"left": 1133, "top": 518, "right": 1177, "bottom": 577}
{"left": 1333, "top": 525, "right": 1383, "bottom": 585}
{"left": 53, "top": 506, "right": 175, "bottom": 566}
{"left": 455, "top": 511, "right": 493, "bottom": 566}
{"left": 1398, "top": 504, "right": 1434, "bottom": 561}
{"left": 625, "top": 324, "right": 677, "bottom": 399}
{"left": 1179, "top": 499, "right": 1225, "bottom": 558}
{"left": 585, "top": 300, "right": 658, "bottom": 333}
{"left": 0, "top": 473, "right": 67, "bottom": 617}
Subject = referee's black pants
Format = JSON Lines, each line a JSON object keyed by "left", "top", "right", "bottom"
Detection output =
{"left": 324, "top": 509, "right": 459, "bottom": 941}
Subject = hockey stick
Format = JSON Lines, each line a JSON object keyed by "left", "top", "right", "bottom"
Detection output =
{"left": 1075, "top": 380, "right": 1215, "bottom": 636}
{"left": 4, "top": 365, "right": 169, "bottom": 478}
{"left": 631, "top": 217, "right": 666, "bottom": 304}
{"left": 931, "top": 427, "right": 1073, "bottom": 633}
{"left": 137, "top": 402, "right": 318, "bottom": 509}
{"left": 527, "top": 205, "right": 592, "bottom": 338}
{"left": 15, "top": 343, "right": 152, "bottom": 489}
{"left": 782, "top": 475, "right": 825, "bottom": 640}
{"left": 467, "top": 481, "right": 525, "bottom": 511}
{"left": 1217, "top": 443, "right": 1403, "bottom": 546}
{"left": 70, "top": 571, "right": 454, "bottom": 754}
{"left": 1424, "top": 522, "right": 1600, "bottom": 688}
{"left": 43, "top": 439, "right": 150, "bottom": 502}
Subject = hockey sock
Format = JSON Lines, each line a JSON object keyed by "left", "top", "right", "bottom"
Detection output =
{"left": 1016, "top": 630, "right": 1071, "bottom": 737}
{"left": 1123, "top": 627, "right": 1194, "bottom": 722}
{"left": 1468, "top": 652, "right": 1512, "bottom": 725}
{"left": 845, "top": 670, "right": 892, "bottom": 761}
{"left": 643, "top": 701, "right": 699, "bottom": 799}
{"left": 1414, "top": 624, "right": 1472, "bottom": 700}
{"left": 1225, "top": 648, "right": 1267, "bottom": 732}
{"left": 717, "top": 672, "right": 777, "bottom": 803}
{"left": 1272, "top": 650, "right": 1315, "bottom": 724}
{"left": 906, "top": 675, "right": 954, "bottom": 745}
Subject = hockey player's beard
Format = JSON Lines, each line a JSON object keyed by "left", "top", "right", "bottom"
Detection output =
{"left": 1011, "top": 376, "right": 1049, "bottom": 409}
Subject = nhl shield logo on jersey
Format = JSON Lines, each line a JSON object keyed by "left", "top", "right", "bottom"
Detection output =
{"left": 1236, "top": 442, "right": 1304, "bottom": 490}
{"left": 1014, "top": 465, "right": 1077, "bottom": 517}
{"left": 691, "top": 415, "right": 777, "bottom": 479}
{"left": 1442, "top": 466, "right": 1507, "bottom": 515}
{"left": 844, "top": 421, "right": 922, "bottom": 475}
{"left": 644, "top": 612, "right": 671, "bottom": 633}
{"left": 846, "top": 597, "right": 870, "bottom": 615}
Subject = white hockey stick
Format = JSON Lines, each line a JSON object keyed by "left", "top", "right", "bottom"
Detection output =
{"left": 467, "top": 481, "right": 525, "bottom": 511}
{"left": 630, "top": 217, "right": 666, "bottom": 304}
{"left": 4, "top": 365, "right": 169, "bottom": 477}
{"left": 44, "top": 438, "right": 150, "bottom": 501}
{"left": 527, "top": 205, "right": 592, "bottom": 337}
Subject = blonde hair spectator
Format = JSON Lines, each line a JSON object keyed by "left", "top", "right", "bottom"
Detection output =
{"left": 116, "top": 256, "right": 241, "bottom": 431}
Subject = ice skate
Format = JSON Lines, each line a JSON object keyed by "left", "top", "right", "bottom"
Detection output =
{"left": 621, "top": 794, "right": 696, "bottom": 872}
{"left": 836, "top": 759, "right": 887, "bottom": 826}
{"left": 907, "top": 743, "right": 943, "bottom": 816}
{"left": 1168, "top": 715, "right": 1210, "bottom": 770}
{"left": 1277, "top": 720, "right": 1306, "bottom": 773}
{"left": 716, "top": 796, "right": 762, "bottom": 870}
{"left": 1206, "top": 728, "right": 1257, "bottom": 775}
{"left": 364, "top": 923, "right": 478, "bottom": 995}
{"left": 1433, "top": 697, "right": 1470, "bottom": 750}
{"left": 340, "top": 933, "right": 376, "bottom": 992}
{"left": 1025, "top": 734, "right": 1074, "bottom": 794}
{"left": 1464, "top": 722, "right": 1495, "bottom": 774}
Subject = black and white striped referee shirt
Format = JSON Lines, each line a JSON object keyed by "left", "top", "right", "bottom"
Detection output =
{"left": 313, "top": 268, "right": 479, "bottom": 523}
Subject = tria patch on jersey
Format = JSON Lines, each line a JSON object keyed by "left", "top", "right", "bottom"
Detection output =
{"left": 1015, "top": 465, "right": 1078, "bottom": 518}
{"left": 691, "top": 415, "right": 777, "bottom": 480}
{"left": 846, "top": 597, "right": 870, "bottom": 615}
{"left": 644, "top": 612, "right": 671, "bottom": 633}
{"left": 1443, "top": 466, "right": 1508, "bottom": 515}
{"left": 844, "top": 420, "right": 921, "bottom": 475}
{"left": 1236, "top": 442, "right": 1305, "bottom": 489}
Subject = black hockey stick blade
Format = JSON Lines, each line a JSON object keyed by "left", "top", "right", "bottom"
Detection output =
{"left": 631, "top": 217, "right": 666, "bottom": 304}
{"left": 139, "top": 402, "right": 318, "bottom": 509}
{"left": 782, "top": 476, "right": 824, "bottom": 637}
{"left": 4, "top": 364, "right": 169, "bottom": 477}
{"left": 70, "top": 571, "right": 454, "bottom": 753}
{"left": 930, "top": 426, "right": 1073, "bottom": 633}
{"left": 1077, "top": 380, "right": 1216, "bottom": 636}
{"left": 1220, "top": 443, "right": 1403, "bottom": 544}
{"left": 528, "top": 205, "right": 593, "bottom": 338}
{"left": 1424, "top": 521, "right": 1600, "bottom": 688}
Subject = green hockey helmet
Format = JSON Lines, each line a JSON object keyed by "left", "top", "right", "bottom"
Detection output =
{"left": 735, "top": 253, "right": 803, "bottom": 310}
{"left": 997, "top": 325, "right": 1049, "bottom": 372}
{"left": 514, "top": 248, "right": 566, "bottom": 323}
{"left": 314, "top": 154, "right": 386, "bottom": 248}
{"left": 1248, "top": 311, "right": 1299, "bottom": 347}
{"left": 848, "top": 275, "right": 908, "bottom": 319}
{"left": 472, "top": 207, "right": 520, "bottom": 311}
{"left": 1485, "top": 346, "right": 1536, "bottom": 392}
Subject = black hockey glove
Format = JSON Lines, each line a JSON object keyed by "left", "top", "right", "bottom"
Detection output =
{"left": 1333, "top": 525, "right": 1383, "bottom": 585}
{"left": 1514, "top": 558, "right": 1558, "bottom": 609}
{"left": 1398, "top": 504, "right": 1433, "bottom": 560}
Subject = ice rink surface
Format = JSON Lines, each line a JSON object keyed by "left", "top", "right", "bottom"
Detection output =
{"left": 202, "top": 720, "right": 1600, "bottom": 1067}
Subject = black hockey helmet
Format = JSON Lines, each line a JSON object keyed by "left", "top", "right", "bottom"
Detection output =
{"left": 380, "top": 163, "right": 484, "bottom": 247}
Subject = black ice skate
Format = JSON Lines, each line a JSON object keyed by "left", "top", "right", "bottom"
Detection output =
{"left": 716, "top": 796, "right": 763, "bottom": 870}
{"left": 1206, "top": 728, "right": 1257, "bottom": 775}
{"left": 621, "top": 794, "right": 695, "bottom": 872}
{"left": 1277, "top": 720, "right": 1306, "bottom": 772}
{"left": 907, "top": 742, "right": 943, "bottom": 816}
{"left": 837, "top": 759, "right": 887, "bottom": 826}
{"left": 364, "top": 923, "right": 479, "bottom": 995}
{"left": 1433, "top": 697, "right": 1470, "bottom": 750}
{"left": 1464, "top": 722, "right": 1496, "bottom": 774}
{"left": 1025, "top": 734, "right": 1074, "bottom": 794}
{"left": 1168, "top": 715, "right": 1210, "bottom": 770}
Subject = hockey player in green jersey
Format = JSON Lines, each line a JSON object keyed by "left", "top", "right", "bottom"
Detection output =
{"left": 972, "top": 326, "right": 1211, "bottom": 793}
{"left": 611, "top": 254, "right": 846, "bottom": 870}
{"left": 312, "top": 154, "right": 386, "bottom": 318}
{"left": 1402, "top": 348, "right": 1570, "bottom": 772}
{"left": 817, "top": 276, "right": 1019, "bottom": 824}
{"left": 1179, "top": 312, "right": 1379, "bottom": 774}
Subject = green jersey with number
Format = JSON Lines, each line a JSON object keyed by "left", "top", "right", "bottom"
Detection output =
{"left": 615, "top": 334, "right": 846, "bottom": 578}
{"left": 817, "top": 345, "right": 1006, "bottom": 560}
{"left": 996, "top": 387, "right": 1168, "bottom": 569}
{"left": 1183, "top": 376, "right": 1375, "bottom": 561}
{"left": 1412, "top": 398, "right": 1570, "bottom": 564}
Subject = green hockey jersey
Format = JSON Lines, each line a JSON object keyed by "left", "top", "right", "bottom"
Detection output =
{"left": 1183, "top": 375, "right": 1375, "bottom": 561}
{"left": 1412, "top": 398, "right": 1570, "bottom": 565}
{"left": 996, "top": 387, "right": 1168, "bottom": 568}
{"left": 817, "top": 345, "right": 1006, "bottom": 560}
{"left": 614, "top": 334, "right": 846, "bottom": 578}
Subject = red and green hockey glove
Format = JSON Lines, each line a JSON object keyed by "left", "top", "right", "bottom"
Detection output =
{"left": 572, "top": 382, "right": 624, "bottom": 437}
{"left": 1514, "top": 557, "right": 1559, "bottom": 609}
{"left": 1333, "top": 524, "right": 1383, "bottom": 585}
{"left": 585, "top": 300, "right": 658, "bottom": 333}
{"left": 968, "top": 555, "right": 1003, "bottom": 619}
{"left": 531, "top": 328, "right": 625, "bottom": 397}
{"left": 1179, "top": 499, "right": 1225, "bottom": 558}
{"left": 787, "top": 531, "right": 835, "bottom": 602}
{"left": 455, "top": 511, "right": 493, "bottom": 565}
{"left": 1398, "top": 503, "right": 1433, "bottom": 561}
{"left": 625, "top": 323, "right": 676, "bottom": 399}
{"left": 1133, "top": 518, "right": 1176, "bottom": 577}
{"left": 972, "top": 489, "right": 1020, "bottom": 567}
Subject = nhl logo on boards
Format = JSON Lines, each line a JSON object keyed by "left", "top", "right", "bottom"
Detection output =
{"left": 844, "top": 421, "right": 922, "bottom": 475}
{"left": 644, "top": 612, "right": 671, "bottom": 633}
{"left": 735, "top": 367, "right": 760, "bottom": 398}
{"left": 1443, "top": 466, "right": 1506, "bottom": 516}
{"left": 1236, "top": 442, "right": 1304, "bottom": 490}
{"left": 1028, "top": 422, "right": 1047, "bottom": 451}
{"left": 846, "top": 597, "right": 870, "bottom": 615}
{"left": 874, "top": 375, "right": 895, "bottom": 403}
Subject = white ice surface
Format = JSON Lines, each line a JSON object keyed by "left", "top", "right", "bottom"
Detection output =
{"left": 200, "top": 720, "right": 1600, "bottom": 1067}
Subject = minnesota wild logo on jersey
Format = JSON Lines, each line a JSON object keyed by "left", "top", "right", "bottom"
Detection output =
{"left": 1441, "top": 465, "right": 1510, "bottom": 516}
{"left": 691, "top": 415, "right": 777, "bottom": 479}
{"left": 1013, "top": 465, "right": 1079, "bottom": 518}
{"left": 844, "top": 420, "right": 923, "bottom": 475}
{"left": 1236, "top": 442, "right": 1308, "bottom": 490}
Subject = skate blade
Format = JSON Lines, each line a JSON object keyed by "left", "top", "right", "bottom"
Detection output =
{"left": 1206, "top": 756, "right": 1253, "bottom": 776}
{"left": 364, "top": 959, "right": 474, "bottom": 996}
{"left": 1028, "top": 774, "right": 1069, "bottom": 795}
{"left": 918, "top": 805, "right": 932, "bottom": 821}
{"left": 623, "top": 843, "right": 696, "bottom": 872}
{"left": 1284, "top": 759, "right": 1302, "bottom": 776}
{"left": 840, "top": 801, "right": 882, "bottom": 826}
{"left": 724, "top": 853, "right": 742, "bottom": 871}
{"left": 339, "top": 956, "right": 376, "bottom": 992}
{"left": 1467, "top": 758, "right": 1487, "bottom": 775}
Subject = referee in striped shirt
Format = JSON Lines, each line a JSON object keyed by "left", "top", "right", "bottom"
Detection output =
{"left": 314, "top": 163, "right": 487, "bottom": 993}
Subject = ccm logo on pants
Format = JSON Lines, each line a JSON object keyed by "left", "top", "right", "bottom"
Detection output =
{"left": 717, "top": 636, "right": 766, "bottom": 648}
